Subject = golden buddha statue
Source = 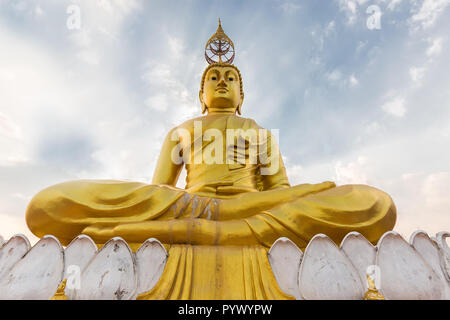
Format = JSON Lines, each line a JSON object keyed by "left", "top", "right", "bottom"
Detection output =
{"left": 26, "top": 20, "right": 396, "bottom": 300}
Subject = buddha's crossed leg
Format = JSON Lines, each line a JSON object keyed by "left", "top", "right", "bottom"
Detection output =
{"left": 82, "top": 183, "right": 395, "bottom": 249}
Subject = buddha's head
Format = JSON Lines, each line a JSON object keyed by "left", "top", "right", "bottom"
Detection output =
{"left": 199, "top": 63, "right": 244, "bottom": 115}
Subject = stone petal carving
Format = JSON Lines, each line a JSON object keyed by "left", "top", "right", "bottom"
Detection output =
{"left": 0, "top": 235, "right": 64, "bottom": 300}
{"left": 77, "top": 237, "right": 137, "bottom": 300}
{"left": 135, "top": 238, "right": 168, "bottom": 296}
{"left": 340, "top": 232, "right": 376, "bottom": 290}
{"left": 411, "top": 230, "right": 450, "bottom": 299}
{"left": 268, "top": 237, "right": 303, "bottom": 300}
{"left": 377, "top": 231, "right": 444, "bottom": 300}
{"left": 298, "top": 234, "right": 364, "bottom": 300}
{"left": 0, "top": 234, "right": 31, "bottom": 281}
{"left": 64, "top": 235, "right": 98, "bottom": 299}
{"left": 436, "top": 231, "right": 450, "bottom": 282}
{"left": 431, "top": 236, "right": 438, "bottom": 246}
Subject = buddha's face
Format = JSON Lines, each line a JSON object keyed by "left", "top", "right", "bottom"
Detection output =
{"left": 200, "top": 66, "right": 242, "bottom": 114}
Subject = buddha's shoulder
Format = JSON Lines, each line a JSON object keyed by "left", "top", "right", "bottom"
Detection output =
{"left": 170, "top": 115, "right": 264, "bottom": 131}
{"left": 169, "top": 116, "right": 205, "bottom": 131}
{"left": 228, "top": 115, "right": 264, "bottom": 129}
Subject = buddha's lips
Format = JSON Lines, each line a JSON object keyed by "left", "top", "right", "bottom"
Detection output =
{"left": 216, "top": 88, "right": 228, "bottom": 92}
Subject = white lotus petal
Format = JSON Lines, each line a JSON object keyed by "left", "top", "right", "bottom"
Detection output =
{"left": 135, "top": 238, "right": 168, "bottom": 296}
{"left": 63, "top": 235, "right": 98, "bottom": 299}
{"left": 268, "top": 237, "right": 303, "bottom": 300}
{"left": 340, "top": 232, "right": 377, "bottom": 290}
{"left": 377, "top": 231, "right": 443, "bottom": 300}
{"left": 411, "top": 230, "right": 450, "bottom": 299}
{"left": 0, "top": 234, "right": 31, "bottom": 281}
{"left": 0, "top": 235, "right": 64, "bottom": 300}
{"left": 77, "top": 237, "right": 137, "bottom": 300}
{"left": 299, "top": 234, "right": 364, "bottom": 300}
{"left": 436, "top": 231, "right": 450, "bottom": 282}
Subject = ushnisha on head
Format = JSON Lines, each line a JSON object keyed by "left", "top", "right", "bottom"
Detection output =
{"left": 199, "top": 19, "right": 244, "bottom": 115}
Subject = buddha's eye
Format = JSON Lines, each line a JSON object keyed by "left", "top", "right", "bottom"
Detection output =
{"left": 228, "top": 77, "right": 234, "bottom": 81}
{"left": 211, "top": 76, "right": 217, "bottom": 80}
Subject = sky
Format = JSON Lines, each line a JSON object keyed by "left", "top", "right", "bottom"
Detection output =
{"left": 0, "top": 0, "right": 449, "bottom": 245}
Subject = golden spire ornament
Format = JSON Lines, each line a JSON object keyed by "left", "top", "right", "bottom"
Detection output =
{"left": 363, "top": 274, "right": 385, "bottom": 300}
{"left": 205, "top": 18, "right": 235, "bottom": 64}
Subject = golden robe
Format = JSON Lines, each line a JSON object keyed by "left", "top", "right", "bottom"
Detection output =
{"left": 26, "top": 114, "right": 396, "bottom": 299}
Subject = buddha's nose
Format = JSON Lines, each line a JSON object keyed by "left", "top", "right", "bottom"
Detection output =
{"left": 217, "top": 77, "right": 227, "bottom": 87}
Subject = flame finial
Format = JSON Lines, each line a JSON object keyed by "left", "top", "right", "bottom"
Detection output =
{"left": 205, "top": 19, "right": 235, "bottom": 64}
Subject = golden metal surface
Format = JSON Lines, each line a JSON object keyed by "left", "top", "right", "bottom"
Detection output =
{"left": 363, "top": 274, "right": 385, "bottom": 300}
{"left": 205, "top": 18, "right": 235, "bottom": 64}
{"left": 26, "top": 20, "right": 396, "bottom": 300}
{"left": 51, "top": 279, "right": 69, "bottom": 300}
{"left": 137, "top": 245, "right": 294, "bottom": 300}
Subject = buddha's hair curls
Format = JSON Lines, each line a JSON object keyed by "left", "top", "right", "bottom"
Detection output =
{"left": 199, "top": 63, "right": 244, "bottom": 115}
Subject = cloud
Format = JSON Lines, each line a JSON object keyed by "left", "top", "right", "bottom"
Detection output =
{"left": 279, "top": 0, "right": 301, "bottom": 14}
{"left": 296, "top": 129, "right": 450, "bottom": 238}
{"left": 349, "top": 74, "right": 359, "bottom": 87}
{"left": 65, "top": 0, "right": 142, "bottom": 65}
{"left": 326, "top": 70, "right": 360, "bottom": 88}
{"left": 0, "top": 112, "right": 22, "bottom": 141}
{"left": 168, "top": 36, "right": 185, "bottom": 60}
{"left": 381, "top": 96, "right": 407, "bottom": 117}
{"left": 0, "top": 0, "right": 449, "bottom": 244}
{"left": 406, "top": 38, "right": 444, "bottom": 88}
{"left": 410, "top": 0, "right": 450, "bottom": 30}
{"left": 334, "top": 156, "right": 368, "bottom": 185}
{"left": 409, "top": 66, "right": 426, "bottom": 85}
{"left": 337, "top": 0, "right": 370, "bottom": 24}
{"left": 34, "top": 4, "right": 44, "bottom": 17}
{"left": 427, "top": 37, "right": 443, "bottom": 57}
{"left": 364, "top": 121, "right": 381, "bottom": 136}
{"left": 387, "top": 0, "right": 404, "bottom": 11}
{"left": 285, "top": 162, "right": 304, "bottom": 185}
{"left": 422, "top": 172, "right": 450, "bottom": 210}
{"left": 325, "top": 21, "right": 336, "bottom": 36}
{"left": 327, "top": 69, "right": 342, "bottom": 82}
{"left": 395, "top": 171, "right": 450, "bottom": 236}
{"left": 338, "top": 0, "right": 359, "bottom": 24}
{"left": 0, "top": 213, "right": 38, "bottom": 245}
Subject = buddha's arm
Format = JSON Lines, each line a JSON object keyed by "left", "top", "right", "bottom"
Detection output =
{"left": 151, "top": 128, "right": 183, "bottom": 186}
{"left": 259, "top": 131, "right": 291, "bottom": 190}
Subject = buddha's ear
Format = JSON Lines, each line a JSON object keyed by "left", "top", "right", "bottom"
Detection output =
{"left": 236, "top": 95, "right": 244, "bottom": 115}
{"left": 199, "top": 90, "right": 207, "bottom": 114}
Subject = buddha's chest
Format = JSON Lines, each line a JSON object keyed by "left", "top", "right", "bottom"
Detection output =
{"left": 181, "top": 117, "right": 267, "bottom": 169}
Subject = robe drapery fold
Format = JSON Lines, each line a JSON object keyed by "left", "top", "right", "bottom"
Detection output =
{"left": 136, "top": 245, "right": 295, "bottom": 300}
{"left": 27, "top": 180, "right": 396, "bottom": 250}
